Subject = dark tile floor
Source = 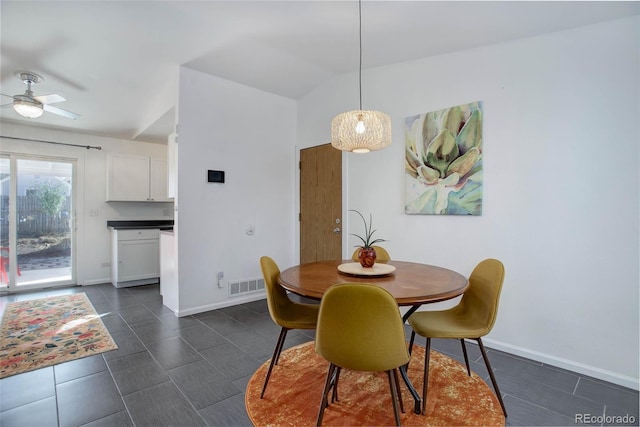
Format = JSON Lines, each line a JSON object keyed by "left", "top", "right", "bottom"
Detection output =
{"left": 0, "top": 284, "right": 637, "bottom": 427}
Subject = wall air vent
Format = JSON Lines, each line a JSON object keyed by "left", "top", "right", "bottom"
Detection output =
{"left": 228, "top": 278, "right": 265, "bottom": 297}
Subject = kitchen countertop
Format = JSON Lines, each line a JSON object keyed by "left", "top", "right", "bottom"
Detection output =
{"left": 107, "top": 220, "right": 174, "bottom": 230}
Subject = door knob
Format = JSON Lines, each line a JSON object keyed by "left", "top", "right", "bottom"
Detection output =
{"left": 333, "top": 227, "right": 341, "bottom": 234}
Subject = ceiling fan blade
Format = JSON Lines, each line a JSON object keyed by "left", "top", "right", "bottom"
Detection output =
{"left": 43, "top": 104, "right": 80, "bottom": 120}
{"left": 1, "top": 93, "right": 14, "bottom": 99}
{"left": 1, "top": 102, "right": 13, "bottom": 108}
{"left": 34, "top": 93, "right": 66, "bottom": 104}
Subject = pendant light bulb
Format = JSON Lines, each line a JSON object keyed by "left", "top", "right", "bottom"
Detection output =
{"left": 355, "top": 116, "right": 366, "bottom": 134}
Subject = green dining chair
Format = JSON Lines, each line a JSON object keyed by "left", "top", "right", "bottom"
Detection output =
{"left": 315, "top": 283, "right": 410, "bottom": 426}
{"left": 259, "top": 256, "right": 320, "bottom": 398}
{"left": 350, "top": 245, "right": 391, "bottom": 263}
{"left": 407, "top": 258, "right": 507, "bottom": 416}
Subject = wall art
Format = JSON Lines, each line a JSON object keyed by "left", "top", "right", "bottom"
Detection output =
{"left": 405, "top": 101, "right": 483, "bottom": 215}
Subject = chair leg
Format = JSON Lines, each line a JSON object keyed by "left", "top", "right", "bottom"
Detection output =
{"left": 387, "top": 370, "right": 402, "bottom": 426}
{"left": 460, "top": 339, "right": 471, "bottom": 376}
{"left": 273, "top": 328, "right": 289, "bottom": 365}
{"left": 331, "top": 367, "right": 341, "bottom": 403}
{"left": 0, "top": 260, "right": 8, "bottom": 284}
{"left": 421, "top": 337, "right": 431, "bottom": 415}
{"left": 317, "top": 363, "right": 338, "bottom": 426}
{"left": 476, "top": 338, "right": 507, "bottom": 417}
{"left": 392, "top": 368, "right": 405, "bottom": 413}
{"left": 0, "top": 265, "right": 7, "bottom": 284}
{"left": 260, "top": 327, "right": 289, "bottom": 398}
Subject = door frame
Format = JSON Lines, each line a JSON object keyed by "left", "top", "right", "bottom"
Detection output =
{"left": 294, "top": 143, "right": 348, "bottom": 264}
{"left": 0, "top": 152, "right": 77, "bottom": 291}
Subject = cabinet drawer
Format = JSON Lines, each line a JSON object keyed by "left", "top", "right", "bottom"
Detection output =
{"left": 117, "top": 229, "right": 159, "bottom": 241}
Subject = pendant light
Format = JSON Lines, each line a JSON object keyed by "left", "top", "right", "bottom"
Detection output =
{"left": 331, "top": 0, "right": 391, "bottom": 154}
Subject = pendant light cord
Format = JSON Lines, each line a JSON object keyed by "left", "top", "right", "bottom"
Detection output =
{"left": 358, "top": 0, "right": 363, "bottom": 111}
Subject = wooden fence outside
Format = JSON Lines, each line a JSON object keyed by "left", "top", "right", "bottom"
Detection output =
{"left": 0, "top": 195, "right": 71, "bottom": 239}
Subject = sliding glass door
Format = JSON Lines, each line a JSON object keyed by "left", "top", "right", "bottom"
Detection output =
{"left": 0, "top": 154, "right": 76, "bottom": 291}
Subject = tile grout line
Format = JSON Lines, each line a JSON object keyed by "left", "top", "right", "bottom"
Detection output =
{"left": 95, "top": 286, "right": 144, "bottom": 427}
{"left": 108, "top": 293, "right": 256, "bottom": 425}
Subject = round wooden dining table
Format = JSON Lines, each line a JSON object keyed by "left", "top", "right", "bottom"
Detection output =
{"left": 278, "top": 259, "right": 469, "bottom": 414}
{"left": 278, "top": 259, "right": 469, "bottom": 316}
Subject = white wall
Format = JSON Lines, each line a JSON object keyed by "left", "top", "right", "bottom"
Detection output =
{"left": 0, "top": 123, "right": 173, "bottom": 286}
{"left": 175, "top": 67, "right": 297, "bottom": 314}
{"left": 298, "top": 17, "right": 640, "bottom": 389}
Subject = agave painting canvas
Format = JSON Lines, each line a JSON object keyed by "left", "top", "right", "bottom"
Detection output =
{"left": 405, "top": 101, "right": 483, "bottom": 215}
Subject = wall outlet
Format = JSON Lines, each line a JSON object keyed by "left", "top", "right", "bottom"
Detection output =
{"left": 100, "top": 261, "right": 110, "bottom": 268}
{"left": 217, "top": 272, "right": 224, "bottom": 288}
{"left": 89, "top": 208, "right": 99, "bottom": 217}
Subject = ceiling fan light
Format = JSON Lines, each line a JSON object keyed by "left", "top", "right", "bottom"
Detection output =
{"left": 13, "top": 98, "right": 44, "bottom": 119}
{"left": 331, "top": 109, "right": 391, "bottom": 153}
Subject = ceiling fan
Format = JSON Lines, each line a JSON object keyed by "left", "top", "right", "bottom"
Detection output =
{"left": 1, "top": 71, "right": 80, "bottom": 120}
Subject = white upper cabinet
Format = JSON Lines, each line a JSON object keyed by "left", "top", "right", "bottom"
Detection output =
{"left": 107, "top": 154, "right": 171, "bottom": 202}
{"left": 150, "top": 158, "right": 169, "bottom": 201}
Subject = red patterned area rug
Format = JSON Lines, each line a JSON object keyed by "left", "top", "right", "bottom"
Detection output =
{"left": 0, "top": 293, "right": 117, "bottom": 379}
{"left": 246, "top": 341, "right": 505, "bottom": 427}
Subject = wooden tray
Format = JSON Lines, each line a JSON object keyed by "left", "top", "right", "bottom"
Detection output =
{"left": 337, "top": 262, "right": 396, "bottom": 277}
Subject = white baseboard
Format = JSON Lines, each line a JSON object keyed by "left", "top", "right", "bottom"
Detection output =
{"left": 81, "top": 278, "right": 112, "bottom": 286}
{"left": 483, "top": 338, "right": 639, "bottom": 391}
{"left": 177, "top": 291, "right": 266, "bottom": 317}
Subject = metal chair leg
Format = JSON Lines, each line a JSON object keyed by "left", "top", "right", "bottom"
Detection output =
{"left": 421, "top": 337, "right": 431, "bottom": 415}
{"left": 476, "top": 338, "right": 507, "bottom": 417}
{"left": 460, "top": 339, "right": 471, "bottom": 375}
{"left": 387, "top": 370, "right": 402, "bottom": 426}
{"left": 392, "top": 368, "right": 405, "bottom": 413}
{"left": 260, "top": 327, "right": 288, "bottom": 398}
{"left": 273, "top": 328, "right": 289, "bottom": 365}
{"left": 331, "top": 367, "right": 341, "bottom": 403}
{"left": 317, "top": 363, "right": 338, "bottom": 426}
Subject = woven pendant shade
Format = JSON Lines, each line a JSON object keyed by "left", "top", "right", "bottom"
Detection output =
{"left": 331, "top": 110, "right": 391, "bottom": 153}
{"left": 330, "top": 0, "right": 391, "bottom": 154}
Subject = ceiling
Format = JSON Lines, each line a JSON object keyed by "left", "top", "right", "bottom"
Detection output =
{"left": 1, "top": 1, "right": 638, "bottom": 144}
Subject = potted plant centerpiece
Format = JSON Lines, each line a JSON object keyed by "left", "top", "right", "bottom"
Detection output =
{"left": 350, "top": 210, "right": 386, "bottom": 268}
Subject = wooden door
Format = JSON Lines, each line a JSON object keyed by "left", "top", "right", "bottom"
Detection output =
{"left": 300, "top": 144, "right": 342, "bottom": 263}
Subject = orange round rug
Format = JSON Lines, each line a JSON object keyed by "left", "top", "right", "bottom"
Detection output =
{"left": 245, "top": 341, "right": 505, "bottom": 426}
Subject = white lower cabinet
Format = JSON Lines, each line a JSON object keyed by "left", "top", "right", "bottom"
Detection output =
{"left": 111, "top": 228, "right": 160, "bottom": 287}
